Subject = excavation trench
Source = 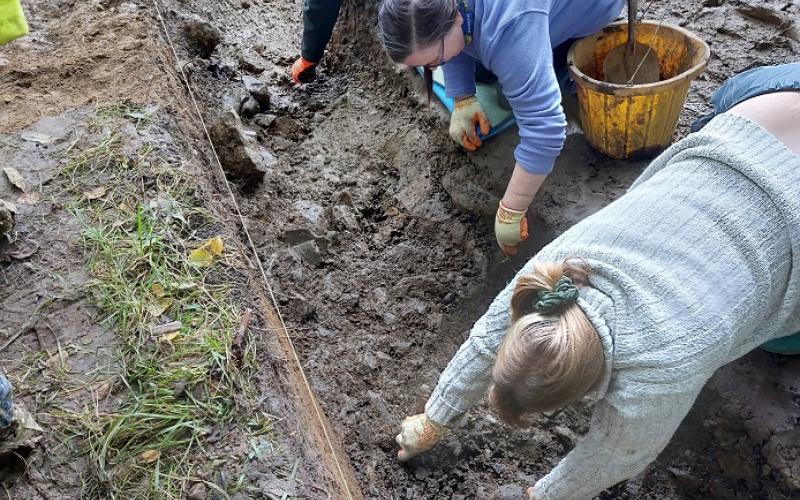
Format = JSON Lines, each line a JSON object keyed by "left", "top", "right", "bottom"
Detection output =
{"left": 171, "top": 0, "right": 800, "bottom": 497}
{"left": 2, "top": 0, "right": 799, "bottom": 497}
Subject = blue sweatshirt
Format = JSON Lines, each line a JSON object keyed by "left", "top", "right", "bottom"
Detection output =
{"left": 443, "top": 0, "right": 624, "bottom": 174}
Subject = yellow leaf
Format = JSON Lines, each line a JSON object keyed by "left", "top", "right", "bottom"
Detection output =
{"left": 148, "top": 298, "right": 173, "bottom": 317}
{"left": 151, "top": 283, "right": 166, "bottom": 298}
{"left": 188, "top": 247, "right": 213, "bottom": 267}
{"left": 160, "top": 332, "right": 181, "bottom": 343}
{"left": 140, "top": 450, "right": 160, "bottom": 464}
{"left": 206, "top": 237, "right": 224, "bottom": 256}
{"left": 188, "top": 237, "right": 224, "bottom": 266}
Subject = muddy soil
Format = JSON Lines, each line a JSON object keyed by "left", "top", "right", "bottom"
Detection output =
{"left": 1, "top": 0, "right": 799, "bottom": 498}
{"left": 162, "top": 0, "right": 800, "bottom": 497}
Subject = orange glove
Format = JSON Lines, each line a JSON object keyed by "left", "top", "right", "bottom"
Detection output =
{"left": 449, "top": 96, "right": 491, "bottom": 151}
{"left": 291, "top": 56, "right": 317, "bottom": 84}
{"left": 495, "top": 202, "right": 529, "bottom": 256}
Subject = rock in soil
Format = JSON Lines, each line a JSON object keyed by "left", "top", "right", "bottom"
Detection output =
{"left": 184, "top": 15, "right": 221, "bottom": 58}
{"left": 186, "top": 481, "right": 208, "bottom": 500}
{"left": 0, "top": 199, "right": 16, "bottom": 235}
{"left": 209, "top": 110, "right": 273, "bottom": 184}
{"left": 238, "top": 49, "right": 267, "bottom": 74}
{"left": 241, "top": 75, "right": 271, "bottom": 110}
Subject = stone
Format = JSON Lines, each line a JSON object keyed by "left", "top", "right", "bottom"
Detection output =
{"left": 667, "top": 467, "right": 704, "bottom": 494}
{"left": 184, "top": 16, "right": 221, "bottom": 58}
{"left": 283, "top": 228, "right": 317, "bottom": 245}
{"left": 293, "top": 200, "right": 326, "bottom": 232}
{"left": 240, "top": 96, "right": 259, "bottom": 118}
{"left": 273, "top": 116, "right": 301, "bottom": 138}
{"left": 186, "top": 481, "right": 208, "bottom": 500}
{"left": 0, "top": 200, "right": 15, "bottom": 236}
{"left": 238, "top": 49, "right": 266, "bottom": 73}
{"left": 241, "top": 75, "right": 271, "bottom": 109}
{"left": 209, "top": 110, "right": 273, "bottom": 184}
{"left": 254, "top": 114, "right": 277, "bottom": 129}
{"left": 329, "top": 205, "right": 360, "bottom": 232}
{"left": 291, "top": 240, "right": 324, "bottom": 267}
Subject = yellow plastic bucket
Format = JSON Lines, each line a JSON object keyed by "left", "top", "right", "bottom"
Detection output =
{"left": 567, "top": 22, "right": 710, "bottom": 159}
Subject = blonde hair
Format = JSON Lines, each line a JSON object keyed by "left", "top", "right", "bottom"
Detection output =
{"left": 488, "top": 259, "right": 605, "bottom": 426}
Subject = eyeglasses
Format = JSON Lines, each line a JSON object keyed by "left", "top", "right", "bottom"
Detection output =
{"left": 423, "top": 36, "right": 446, "bottom": 69}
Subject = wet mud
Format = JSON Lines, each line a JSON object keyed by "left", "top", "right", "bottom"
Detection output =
{"left": 1, "top": 0, "right": 799, "bottom": 498}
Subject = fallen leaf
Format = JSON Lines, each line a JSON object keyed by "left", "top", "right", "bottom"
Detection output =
{"left": 148, "top": 298, "right": 173, "bottom": 317}
{"left": 20, "top": 131, "right": 57, "bottom": 145}
{"left": 3, "top": 167, "right": 27, "bottom": 192}
{"left": 140, "top": 450, "right": 160, "bottom": 464}
{"left": 206, "top": 237, "right": 224, "bottom": 255}
{"left": 16, "top": 192, "right": 40, "bottom": 205}
{"left": 188, "top": 237, "right": 224, "bottom": 267}
{"left": 188, "top": 247, "right": 213, "bottom": 267}
{"left": 160, "top": 332, "right": 181, "bottom": 343}
{"left": 84, "top": 186, "right": 106, "bottom": 200}
{"left": 151, "top": 283, "right": 166, "bottom": 298}
{"left": 95, "top": 380, "right": 113, "bottom": 399}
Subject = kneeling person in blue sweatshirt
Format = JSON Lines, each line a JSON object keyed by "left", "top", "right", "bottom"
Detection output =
{"left": 378, "top": 0, "right": 625, "bottom": 256}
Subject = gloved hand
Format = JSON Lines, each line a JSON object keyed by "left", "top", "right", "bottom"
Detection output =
{"left": 395, "top": 413, "right": 447, "bottom": 461}
{"left": 449, "top": 96, "right": 491, "bottom": 152}
{"left": 291, "top": 56, "right": 317, "bottom": 84}
{"left": 495, "top": 201, "right": 529, "bottom": 256}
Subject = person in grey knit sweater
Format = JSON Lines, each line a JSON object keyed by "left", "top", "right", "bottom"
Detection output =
{"left": 395, "top": 64, "right": 800, "bottom": 500}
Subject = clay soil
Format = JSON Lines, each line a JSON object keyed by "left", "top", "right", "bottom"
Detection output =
{"left": 1, "top": 0, "right": 799, "bottom": 498}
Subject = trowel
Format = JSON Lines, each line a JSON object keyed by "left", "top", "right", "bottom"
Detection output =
{"left": 603, "top": 0, "right": 660, "bottom": 85}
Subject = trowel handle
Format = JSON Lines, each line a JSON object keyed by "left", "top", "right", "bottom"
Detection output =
{"left": 627, "top": 0, "right": 637, "bottom": 51}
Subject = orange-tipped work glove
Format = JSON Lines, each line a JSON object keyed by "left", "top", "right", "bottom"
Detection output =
{"left": 396, "top": 413, "right": 447, "bottom": 461}
{"left": 495, "top": 202, "right": 529, "bottom": 256}
{"left": 449, "top": 95, "right": 491, "bottom": 152}
{"left": 291, "top": 56, "right": 317, "bottom": 84}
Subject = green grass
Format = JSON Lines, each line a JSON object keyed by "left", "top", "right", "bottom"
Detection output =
{"left": 53, "top": 110, "right": 267, "bottom": 498}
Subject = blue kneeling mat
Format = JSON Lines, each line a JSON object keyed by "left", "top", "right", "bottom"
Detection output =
{"left": 419, "top": 67, "right": 516, "bottom": 141}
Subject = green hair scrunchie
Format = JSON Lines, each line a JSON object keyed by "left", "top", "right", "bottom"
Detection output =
{"left": 533, "top": 276, "right": 579, "bottom": 314}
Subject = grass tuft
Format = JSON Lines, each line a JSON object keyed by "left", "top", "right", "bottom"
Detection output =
{"left": 52, "top": 109, "right": 266, "bottom": 498}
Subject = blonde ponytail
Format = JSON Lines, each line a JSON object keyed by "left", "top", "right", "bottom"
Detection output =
{"left": 489, "top": 259, "right": 604, "bottom": 426}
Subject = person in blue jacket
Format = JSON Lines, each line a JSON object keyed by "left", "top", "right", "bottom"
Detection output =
{"left": 378, "top": 0, "right": 624, "bottom": 256}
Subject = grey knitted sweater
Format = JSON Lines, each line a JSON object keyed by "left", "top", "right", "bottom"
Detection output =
{"left": 425, "top": 114, "right": 800, "bottom": 500}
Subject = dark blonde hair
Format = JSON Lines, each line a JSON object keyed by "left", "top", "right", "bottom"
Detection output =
{"left": 488, "top": 260, "right": 605, "bottom": 426}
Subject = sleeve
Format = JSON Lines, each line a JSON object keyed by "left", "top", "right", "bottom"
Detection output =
{"left": 484, "top": 13, "right": 567, "bottom": 174}
{"left": 442, "top": 51, "right": 477, "bottom": 99}
{"left": 300, "top": 0, "right": 344, "bottom": 63}
{"left": 534, "top": 383, "right": 704, "bottom": 500}
{"left": 425, "top": 259, "right": 538, "bottom": 426}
